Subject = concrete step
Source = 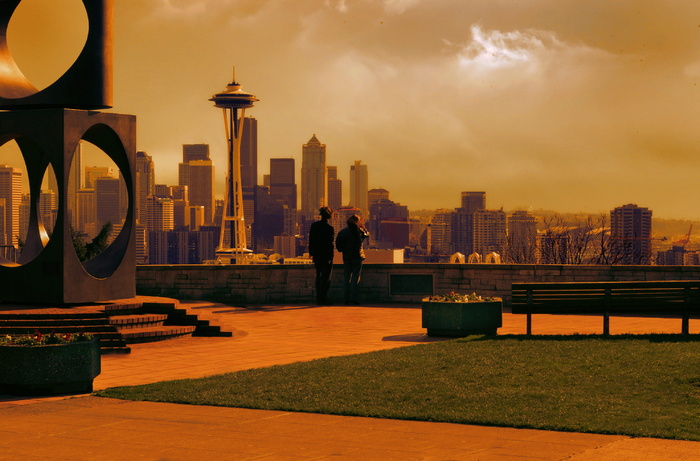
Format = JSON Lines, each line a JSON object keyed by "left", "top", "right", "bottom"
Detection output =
{"left": 109, "top": 314, "right": 168, "bottom": 329}
{"left": 118, "top": 325, "right": 196, "bottom": 344}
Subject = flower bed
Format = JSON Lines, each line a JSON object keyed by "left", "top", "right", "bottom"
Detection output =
{"left": 422, "top": 292, "right": 503, "bottom": 337}
{"left": 0, "top": 333, "right": 101, "bottom": 396}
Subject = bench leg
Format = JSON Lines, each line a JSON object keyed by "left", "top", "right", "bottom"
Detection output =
{"left": 527, "top": 313, "right": 532, "bottom": 335}
{"left": 682, "top": 313, "right": 690, "bottom": 335}
{"left": 603, "top": 312, "right": 610, "bottom": 336}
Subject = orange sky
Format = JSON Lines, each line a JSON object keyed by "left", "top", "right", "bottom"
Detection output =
{"left": 5, "top": 0, "right": 700, "bottom": 219}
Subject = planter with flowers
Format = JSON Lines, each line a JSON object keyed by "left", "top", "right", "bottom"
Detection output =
{"left": 0, "top": 332, "right": 100, "bottom": 396}
{"left": 422, "top": 292, "right": 503, "bottom": 337}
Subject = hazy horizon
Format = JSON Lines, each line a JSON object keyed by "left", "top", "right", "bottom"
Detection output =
{"left": 4, "top": 0, "right": 700, "bottom": 220}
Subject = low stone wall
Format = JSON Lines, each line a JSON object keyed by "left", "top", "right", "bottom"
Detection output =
{"left": 136, "top": 264, "right": 700, "bottom": 306}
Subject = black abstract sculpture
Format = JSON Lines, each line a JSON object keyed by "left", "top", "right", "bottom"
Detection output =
{"left": 0, "top": 0, "right": 136, "bottom": 303}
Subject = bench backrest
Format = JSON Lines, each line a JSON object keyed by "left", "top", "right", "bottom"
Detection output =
{"left": 511, "top": 280, "right": 700, "bottom": 314}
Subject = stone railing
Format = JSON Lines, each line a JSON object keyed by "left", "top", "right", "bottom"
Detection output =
{"left": 136, "top": 264, "right": 700, "bottom": 306}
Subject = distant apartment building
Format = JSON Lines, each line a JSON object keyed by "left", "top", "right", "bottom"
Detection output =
{"left": 473, "top": 209, "right": 507, "bottom": 257}
{"left": 460, "top": 191, "right": 486, "bottom": 213}
{"left": 368, "top": 198, "right": 408, "bottom": 248}
{"left": 507, "top": 210, "right": 537, "bottom": 263}
{"left": 273, "top": 235, "right": 297, "bottom": 258}
{"left": 610, "top": 203, "right": 652, "bottom": 265}
{"left": 428, "top": 210, "right": 453, "bottom": 255}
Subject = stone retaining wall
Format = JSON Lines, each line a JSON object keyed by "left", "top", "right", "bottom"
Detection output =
{"left": 136, "top": 264, "right": 700, "bottom": 306}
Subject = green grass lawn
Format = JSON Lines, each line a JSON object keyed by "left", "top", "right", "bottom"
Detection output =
{"left": 97, "top": 334, "right": 700, "bottom": 441}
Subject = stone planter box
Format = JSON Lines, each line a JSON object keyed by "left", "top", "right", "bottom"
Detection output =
{"left": 0, "top": 339, "right": 101, "bottom": 395}
{"left": 422, "top": 300, "right": 503, "bottom": 337}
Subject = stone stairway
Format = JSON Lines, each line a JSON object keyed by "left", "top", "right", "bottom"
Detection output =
{"left": 0, "top": 297, "right": 233, "bottom": 354}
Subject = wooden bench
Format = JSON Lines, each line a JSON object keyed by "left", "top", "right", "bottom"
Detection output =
{"left": 511, "top": 281, "right": 700, "bottom": 335}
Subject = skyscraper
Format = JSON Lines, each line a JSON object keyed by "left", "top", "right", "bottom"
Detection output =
{"left": 76, "top": 189, "right": 96, "bottom": 237}
{"left": 135, "top": 151, "right": 155, "bottom": 225}
{"left": 301, "top": 134, "right": 327, "bottom": 219}
{"left": 270, "top": 158, "right": 297, "bottom": 209}
{"left": 240, "top": 117, "right": 258, "bottom": 190}
{"left": 610, "top": 203, "right": 652, "bottom": 265}
{"left": 95, "top": 176, "right": 122, "bottom": 229}
{"left": 349, "top": 160, "right": 368, "bottom": 217}
{"left": 0, "top": 164, "right": 22, "bottom": 247}
{"left": 326, "top": 165, "right": 342, "bottom": 212}
{"left": 179, "top": 158, "right": 215, "bottom": 225}
{"left": 241, "top": 117, "right": 258, "bottom": 248}
{"left": 146, "top": 195, "right": 174, "bottom": 232}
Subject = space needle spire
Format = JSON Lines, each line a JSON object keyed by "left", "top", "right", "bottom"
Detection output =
{"left": 210, "top": 68, "right": 259, "bottom": 264}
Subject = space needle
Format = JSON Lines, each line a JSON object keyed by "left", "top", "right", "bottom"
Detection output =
{"left": 210, "top": 69, "right": 259, "bottom": 264}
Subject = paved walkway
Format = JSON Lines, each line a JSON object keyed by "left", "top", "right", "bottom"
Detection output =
{"left": 1, "top": 301, "right": 699, "bottom": 460}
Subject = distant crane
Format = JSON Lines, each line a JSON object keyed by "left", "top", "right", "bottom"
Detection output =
{"left": 673, "top": 224, "right": 693, "bottom": 248}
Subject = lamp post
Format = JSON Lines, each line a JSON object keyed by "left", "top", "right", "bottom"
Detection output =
{"left": 210, "top": 69, "right": 258, "bottom": 264}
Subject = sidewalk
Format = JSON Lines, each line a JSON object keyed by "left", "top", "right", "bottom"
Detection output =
{"left": 1, "top": 301, "right": 698, "bottom": 460}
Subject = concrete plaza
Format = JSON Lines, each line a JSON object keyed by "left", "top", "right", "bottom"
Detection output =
{"left": 1, "top": 301, "right": 699, "bottom": 460}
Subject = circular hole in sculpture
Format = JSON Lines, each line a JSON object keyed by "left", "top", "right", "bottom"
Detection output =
{"left": 69, "top": 140, "right": 128, "bottom": 272}
{"left": 7, "top": 0, "right": 89, "bottom": 92}
{"left": 0, "top": 137, "right": 58, "bottom": 267}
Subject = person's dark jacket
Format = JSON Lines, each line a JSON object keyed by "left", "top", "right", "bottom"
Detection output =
{"left": 309, "top": 220, "right": 335, "bottom": 260}
{"left": 336, "top": 226, "right": 369, "bottom": 262}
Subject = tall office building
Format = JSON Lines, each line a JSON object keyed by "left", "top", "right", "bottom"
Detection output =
{"left": 76, "top": 189, "right": 96, "bottom": 238}
{"left": 610, "top": 203, "right": 652, "bottom": 265}
{"left": 240, "top": 117, "right": 258, "bottom": 189}
{"left": 135, "top": 151, "right": 155, "bottom": 225}
{"left": 327, "top": 165, "right": 342, "bottom": 212}
{"left": 84, "top": 166, "right": 113, "bottom": 189}
{"left": 473, "top": 209, "right": 507, "bottom": 256}
{"left": 507, "top": 210, "right": 537, "bottom": 263}
{"left": 179, "top": 158, "right": 215, "bottom": 225}
{"left": 95, "top": 177, "right": 122, "bottom": 229}
{"left": 182, "top": 144, "right": 210, "bottom": 162}
{"left": 428, "top": 210, "right": 453, "bottom": 255}
{"left": 0, "top": 165, "right": 22, "bottom": 247}
{"left": 301, "top": 134, "right": 327, "bottom": 219}
{"left": 349, "top": 160, "right": 368, "bottom": 217}
{"left": 269, "top": 158, "right": 297, "bottom": 209}
{"left": 460, "top": 191, "right": 486, "bottom": 213}
{"left": 146, "top": 195, "right": 174, "bottom": 232}
{"left": 170, "top": 185, "right": 189, "bottom": 229}
{"left": 368, "top": 188, "right": 390, "bottom": 207}
{"left": 39, "top": 189, "right": 58, "bottom": 234}
{"left": 238, "top": 117, "right": 258, "bottom": 248}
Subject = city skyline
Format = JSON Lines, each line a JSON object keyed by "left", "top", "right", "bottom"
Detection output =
{"left": 4, "top": 1, "right": 700, "bottom": 219}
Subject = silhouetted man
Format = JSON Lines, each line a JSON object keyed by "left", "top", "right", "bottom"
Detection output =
{"left": 308, "top": 207, "right": 335, "bottom": 305}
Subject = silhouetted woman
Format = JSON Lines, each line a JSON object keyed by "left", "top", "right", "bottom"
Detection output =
{"left": 335, "top": 214, "right": 369, "bottom": 305}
